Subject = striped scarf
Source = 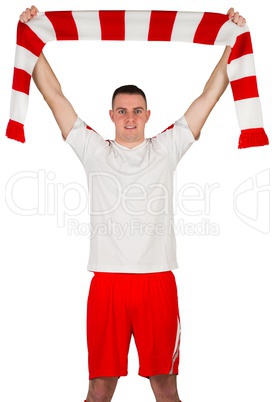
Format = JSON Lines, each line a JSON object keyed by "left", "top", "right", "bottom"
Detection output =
{"left": 6, "top": 10, "right": 269, "bottom": 148}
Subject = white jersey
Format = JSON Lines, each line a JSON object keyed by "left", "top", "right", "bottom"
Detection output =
{"left": 66, "top": 116, "right": 195, "bottom": 273}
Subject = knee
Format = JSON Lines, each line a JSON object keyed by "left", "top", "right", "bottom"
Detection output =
{"left": 150, "top": 374, "right": 179, "bottom": 401}
{"left": 86, "top": 377, "right": 118, "bottom": 402}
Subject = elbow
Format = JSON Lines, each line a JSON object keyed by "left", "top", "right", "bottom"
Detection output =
{"left": 200, "top": 90, "right": 219, "bottom": 114}
{"left": 204, "top": 76, "right": 229, "bottom": 106}
{"left": 43, "top": 85, "right": 64, "bottom": 109}
{"left": 202, "top": 85, "right": 226, "bottom": 110}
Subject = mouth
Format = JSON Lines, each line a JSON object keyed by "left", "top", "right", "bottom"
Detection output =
{"left": 124, "top": 125, "right": 137, "bottom": 130}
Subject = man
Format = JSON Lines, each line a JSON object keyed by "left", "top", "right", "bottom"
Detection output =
{"left": 20, "top": 6, "right": 246, "bottom": 402}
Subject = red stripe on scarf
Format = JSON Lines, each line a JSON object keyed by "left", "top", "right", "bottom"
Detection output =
{"left": 228, "top": 31, "right": 253, "bottom": 63}
{"left": 231, "top": 76, "right": 259, "bottom": 101}
{"left": 17, "top": 21, "right": 45, "bottom": 56}
{"left": 6, "top": 120, "right": 25, "bottom": 143}
{"left": 45, "top": 11, "right": 79, "bottom": 40}
{"left": 12, "top": 68, "right": 31, "bottom": 94}
{"left": 99, "top": 11, "right": 125, "bottom": 40}
{"left": 148, "top": 11, "right": 177, "bottom": 41}
{"left": 238, "top": 128, "right": 269, "bottom": 149}
{"left": 194, "top": 12, "right": 228, "bottom": 44}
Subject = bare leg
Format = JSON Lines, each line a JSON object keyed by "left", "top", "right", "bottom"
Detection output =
{"left": 86, "top": 377, "right": 118, "bottom": 402}
{"left": 150, "top": 374, "right": 181, "bottom": 402}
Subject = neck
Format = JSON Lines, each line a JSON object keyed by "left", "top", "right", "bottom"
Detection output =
{"left": 115, "top": 136, "right": 145, "bottom": 149}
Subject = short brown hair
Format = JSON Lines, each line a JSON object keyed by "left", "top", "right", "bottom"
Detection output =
{"left": 112, "top": 85, "right": 147, "bottom": 108}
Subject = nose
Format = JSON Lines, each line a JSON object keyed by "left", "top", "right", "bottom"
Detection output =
{"left": 126, "top": 111, "right": 136, "bottom": 120}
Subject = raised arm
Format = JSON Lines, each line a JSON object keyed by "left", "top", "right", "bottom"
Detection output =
{"left": 20, "top": 6, "right": 77, "bottom": 139}
{"left": 184, "top": 8, "right": 246, "bottom": 140}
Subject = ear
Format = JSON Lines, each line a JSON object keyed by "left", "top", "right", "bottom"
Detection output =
{"left": 109, "top": 109, "right": 114, "bottom": 122}
{"left": 146, "top": 110, "right": 151, "bottom": 123}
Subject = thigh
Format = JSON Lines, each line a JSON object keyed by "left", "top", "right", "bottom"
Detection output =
{"left": 87, "top": 273, "right": 132, "bottom": 379}
{"left": 132, "top": 271, "right": 181, "bottom": 378}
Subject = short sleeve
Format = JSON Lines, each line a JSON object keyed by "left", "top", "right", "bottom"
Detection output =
{"left": 153, "top": 115, "right": 196, "bottom": 166}
{"left": 66, "top": 117, "right": 106, "bottom": 167}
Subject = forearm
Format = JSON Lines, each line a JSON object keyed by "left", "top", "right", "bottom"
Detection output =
{"left": 184, "top": 46, "right": 231, "bottom": 139}
{"left": 202, "top": 46, "right": 231, "bottom": 103}
{"left": 32, "top": 52, "right": 61, "bottom": 103}
{"left": 32, "top": 52, "right": 77, "bottom": 138}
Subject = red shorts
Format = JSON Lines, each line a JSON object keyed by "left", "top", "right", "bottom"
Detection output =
{"left": 86, "top": 271, "right": 181, "bottom": 379}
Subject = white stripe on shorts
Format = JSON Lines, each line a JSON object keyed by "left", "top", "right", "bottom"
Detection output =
{"left": 169, "top": 317, "right": 181, "bottom": 374}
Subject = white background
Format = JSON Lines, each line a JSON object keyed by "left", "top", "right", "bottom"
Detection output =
{"left": 0, "top": 1, "right": 274, "bottom": 401}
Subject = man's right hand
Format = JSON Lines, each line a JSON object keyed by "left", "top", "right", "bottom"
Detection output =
{"left": 19, "top": 5, "right": 38, "bottom": 22}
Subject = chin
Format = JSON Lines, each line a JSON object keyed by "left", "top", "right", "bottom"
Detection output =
{"left": 122, "top": 133, "right": 140, "bottom": 142}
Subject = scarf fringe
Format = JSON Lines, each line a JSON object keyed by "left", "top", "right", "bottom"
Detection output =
{"left": 238, "top": 128, "right": 269, "bottom": 149}
{"left": 6, "top": 120, "right": 25, "bottom": 143}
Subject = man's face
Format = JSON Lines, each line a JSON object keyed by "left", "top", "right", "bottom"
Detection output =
{"left": 109, "top": 93, "right": 151, "bottom": 148}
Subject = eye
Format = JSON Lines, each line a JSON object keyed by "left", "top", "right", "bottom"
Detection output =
{"left": 134, "top": 109, "right": 142, "bottom": 114}
{"left": 118, "top": 109, "right": 126, "bottom": 114}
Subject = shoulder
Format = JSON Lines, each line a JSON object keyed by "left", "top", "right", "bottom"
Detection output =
{"left": 66, "top": 116, "right": 107, "bottom": 146}
{"left": 151, "top": 115, "right": 196, "bottom": 165}
{"left": 65, "top": 117, "right": 109, "bottom": 165}
{"left": 66, "top": 117, "right": 97, "bottom": 139}
{"left": 154, "top": 115, "right": 195, "bottom": 143}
